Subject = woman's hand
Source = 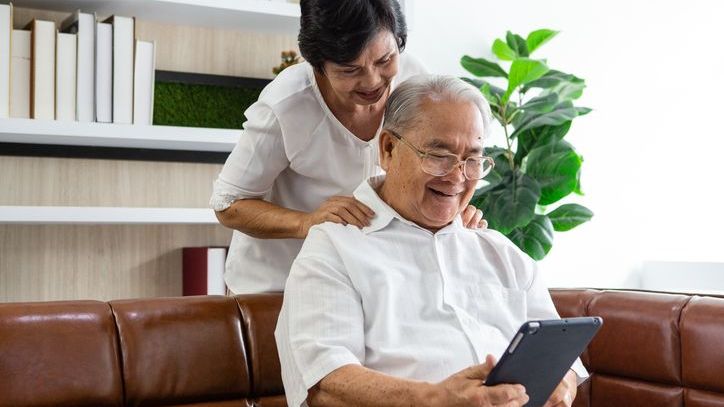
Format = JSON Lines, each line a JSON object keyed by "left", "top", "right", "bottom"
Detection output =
{"left": 301, "top": 196, "right": 375, "bottom": 236}
{"left": 462, "top": 205, "right": 487, "bottom": 229}
{"left": 543, "top": 370, "right": 578, "bottom": 407}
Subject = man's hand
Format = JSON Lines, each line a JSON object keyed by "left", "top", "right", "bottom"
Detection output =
{"left": 462, "top": 205, "right": 487, "bottom": 229}
{"left": 543, "top": 370, "right": 578, "bottom": 407}
{"left": 429, "top": 355, "right": 528, "bottom": 407}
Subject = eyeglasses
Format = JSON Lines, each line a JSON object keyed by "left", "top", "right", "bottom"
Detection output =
{"left": 387, "top": 129, "right": 495, "bottom": 180}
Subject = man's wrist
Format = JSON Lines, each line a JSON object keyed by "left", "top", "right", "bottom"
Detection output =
{"left": 413, "top": 381, "right": 441, "bottom": 407}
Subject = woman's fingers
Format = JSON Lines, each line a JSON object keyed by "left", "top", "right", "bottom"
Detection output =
{"left": 462, "top": 205, "right": 485, "bottom": 229}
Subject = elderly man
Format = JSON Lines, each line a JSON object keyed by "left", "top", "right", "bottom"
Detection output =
{"left": 275, "top": 75, "right": 586, "bottom": 407}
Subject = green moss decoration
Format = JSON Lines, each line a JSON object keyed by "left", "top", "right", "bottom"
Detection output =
{"left": 153, "top": 82, "right": 262, "bottom": 129}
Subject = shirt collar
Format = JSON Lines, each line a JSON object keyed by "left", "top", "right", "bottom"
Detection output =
{"left": 353, "top": 175, "right": 465, "bottom": 235}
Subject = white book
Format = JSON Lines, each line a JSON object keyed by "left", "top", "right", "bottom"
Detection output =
{"left": 133, "top": 40, "right": 155, "bottom": 125}
{"left": 55, "top": 32, "right": 77, "bottom": 121}
{"left": 0, "top": 3, "right": 12, "bottom": 118}
{"left": 95, "top": 22, "right": 112, "bottom": 123}
{"left": 28, "top": 19, "right": 56, "bottom": 120}
{"left": 10, "top": 29, "right": 31, "bottom": 119}
{"left": 104, "top": 15, "right": 134, "bottom": 124}
{"left": 62, "top": 10, "right": 95, "bottom": 122}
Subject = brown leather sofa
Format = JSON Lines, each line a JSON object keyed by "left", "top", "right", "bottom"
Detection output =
{"left": 1, "top": 289, "right": 722, "bottom": 407}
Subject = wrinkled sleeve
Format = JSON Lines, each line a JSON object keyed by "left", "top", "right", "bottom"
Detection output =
{"left": 522, "top": 258, "right": 589, "bottom": 384}
{"left": 209, "top": 101, "right": 289, "bottom": 211}
{"left": 275, "top": 226, "right": 365, "bottom": 407}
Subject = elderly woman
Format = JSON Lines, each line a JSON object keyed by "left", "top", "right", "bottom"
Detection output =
{"left": 210, "top": 0, "right": 485, "bottom": 295}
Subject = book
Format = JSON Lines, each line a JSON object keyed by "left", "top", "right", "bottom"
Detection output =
{"left": 1, "top": 3, "right": 13, "bottom": 118}
{"left": 133, "top": 40, "right": 155, "bottom": 125}
{"left": 104, "top": 15, "right": 134, "bottom": 124}
{"left": 95, "top": 21, "right": 112, "bottom": 123}
{"left": 28, "top": 19, "right": 56, "bottom": 120}
{"left": 10, "top": 29, "right": 30, "bottom": 119}
{"left": 55, "top": 32, "right": 77, "bottom": 121}
{"left": 61, "top": 10, "right": 95, "bottom": 122}
{"left": 182, "top": 247, "right": 227, "bottom": 296}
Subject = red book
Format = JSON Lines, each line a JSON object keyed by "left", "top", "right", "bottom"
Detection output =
{"left": 182, "top": 247, "right": 227, "bottom": 296}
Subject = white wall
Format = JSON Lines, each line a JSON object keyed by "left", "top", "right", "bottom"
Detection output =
{"left": 406, "top": 0, "right": 724, "bottom": 289}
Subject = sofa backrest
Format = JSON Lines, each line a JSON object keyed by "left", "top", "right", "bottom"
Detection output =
{"left": 551, "top": 289, "right": 724, "bottom": 407}
{"left": 2, "top": 289, "right": 723, "bottom": 407}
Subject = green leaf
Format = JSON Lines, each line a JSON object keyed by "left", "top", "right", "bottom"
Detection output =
{"left": 460, "top": 55, "right": 508, "bottom": 78}
{"left": 475, "top": 147, "right": 513, "bottom": 195}
{"left": 510, "top": 101, "right": 578, "bottom": 139}
{"left": 547, "top": 203, "right": 593, "bottom": 232}
{"left": 507, "top": 214, "right": 554, "bottom": 260}
{"left": 514, "top": 121, "right": 572, "bottom": 165}
{"left": 524, "top": 70, "right": 586, "bottom": 101}
{"left": 493, "top": 38, "right": 517, "bottom": 61}
{"left": 576, "top": 107, "right": 592, "bottom": 116}
{"left": 526, "top": 29, "right": 559, "bottom": 54}
{"left": 506, "top": 31, "right": 529, "bottom": 57}
{"left": 472, "top": 171, "right": 541, "bottom": 234}
{"left": 525, "top": 140, "right": 582, "bottom": 205}
{"left": 521, "top": 93, "right": 558, "bottom": 113}
{"left": 461, "top": 77, "right": 506, "bottom": 97}
{"left": 502, "top": 58, "right": 549, "bottom": 104}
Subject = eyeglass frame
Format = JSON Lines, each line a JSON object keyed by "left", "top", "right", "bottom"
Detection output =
{"left": 386, "top": 128, "right": 495, "bottom": 181}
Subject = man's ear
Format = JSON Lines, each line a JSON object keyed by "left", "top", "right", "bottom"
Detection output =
{"left": 378, "top": 130, "right": 396, "bottom": 172}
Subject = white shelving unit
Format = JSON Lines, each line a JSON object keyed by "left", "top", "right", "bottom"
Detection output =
{"left": 0, "top": 206, "right": 219, "bottom": 224}
{"left": 3, "top": 0, "right": 279, "bottom": 226}
{"left": 0, "top": 118, "right": 239, "bottom": 152}
{"left": 11, "top": 0, "right": 301, "bottom": 33}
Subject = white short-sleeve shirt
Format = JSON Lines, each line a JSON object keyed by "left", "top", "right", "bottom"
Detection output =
{"left": 210, "top": 54, "right": 427, "bottom": 294}
{"left": 275, "top": 175, "right": 588, "bottom": 407}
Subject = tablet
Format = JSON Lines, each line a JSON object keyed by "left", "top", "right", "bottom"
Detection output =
{"left": 484, "top": 317, "right": 603, "bottom": 407}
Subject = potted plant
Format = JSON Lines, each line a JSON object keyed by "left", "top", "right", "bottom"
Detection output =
{"left": 461, "top": 29, "right": 593, "bottom": 260}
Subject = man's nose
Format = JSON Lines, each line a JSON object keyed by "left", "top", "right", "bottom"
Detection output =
{"left": 441, "top": 161, "right": 467, "bottom": 183}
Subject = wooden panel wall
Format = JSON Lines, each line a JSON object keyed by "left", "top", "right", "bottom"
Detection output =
{"left": 1, "top": 7, "right": 297, "bottom": 302}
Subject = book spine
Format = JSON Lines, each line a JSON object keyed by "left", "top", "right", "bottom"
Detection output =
{"left": 55, "top": 32, "right": 77, "bottom": 121}
{"left": 76, "top": 12, "right": 95, "bottom": 122}
{"left": 0, "top": 4, "right": 11, "bottom": 118}
{"left": 183, "top": 247, "right": 227, "bottom": 296}
{"left": 95, "top": 22, "right": 112, "bottom": 123}
{"left": 10, "top": 29, "right": 30, "bottom": 119}
{"left": 110, "top": 16, "right": 134, "bottom": 124}
{"left": 133, "top": 40, "right": 155, "bottom": 125}
{"left": 30, "top": 20, "right": 56, "bottom": 120}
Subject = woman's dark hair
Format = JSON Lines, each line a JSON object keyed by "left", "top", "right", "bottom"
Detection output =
{"left": 298, "top": 0, "right": 407, "bottom": 72}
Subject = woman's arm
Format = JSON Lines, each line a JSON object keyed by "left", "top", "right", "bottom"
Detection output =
{"left": 215, "top": 195, "right": 375, "bottom": 239}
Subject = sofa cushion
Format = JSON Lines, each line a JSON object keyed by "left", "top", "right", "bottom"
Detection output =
{"left": 0, "top": 301, "right": 123, "bottom": 407}
{"left": 235, "top": 294, "right": 284, "bottom": 398}
{"left": 591, "top": 374, "right": 683, "bottom": 407}
{"left": 681, "top": 296, "right": 724, "bottom": 393}
{"left": 587, "top": 291, "right": 689, "bottom": 385}
{"left": 111, "top": 296, "right": 250, "bottom": 406}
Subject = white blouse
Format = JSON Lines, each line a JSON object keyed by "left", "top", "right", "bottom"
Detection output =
{"left": 210, "top": 53, "right": 427, "bottom": 294}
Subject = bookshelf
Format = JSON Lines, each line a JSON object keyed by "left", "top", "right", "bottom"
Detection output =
{"left": 0, "top": 118, "right": 239, "bottom": 152}
{"left": 1, "top": 1, "right": 297, "bottom": 301}
{"left": 0, "top": 206, "right": 219, "bottom": 224}
{"left": 10, "top": 0, "right": 301, "bottom": 33}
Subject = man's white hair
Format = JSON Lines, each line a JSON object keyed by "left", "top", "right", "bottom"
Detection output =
{"left": 383, "top": 74, "right": 493, "bottom": 138}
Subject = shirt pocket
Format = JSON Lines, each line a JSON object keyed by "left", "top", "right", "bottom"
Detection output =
{"left": 464, "top": 283, "right": 528, "bottom": 336}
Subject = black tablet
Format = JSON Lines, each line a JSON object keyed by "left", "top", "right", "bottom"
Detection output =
{"left": 484, "top": 317, "right": 603, "bottom": 407}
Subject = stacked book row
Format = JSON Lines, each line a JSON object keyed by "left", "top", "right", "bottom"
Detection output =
{"left": 0, "top": 3, "right": 156, "bottom": 125}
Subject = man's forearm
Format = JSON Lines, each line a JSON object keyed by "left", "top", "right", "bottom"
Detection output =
{"left": 215, "top": 198, "right": 307, "bottom": 239}
{"left": 308, "top": 365, "right": 436, "bottom": 407}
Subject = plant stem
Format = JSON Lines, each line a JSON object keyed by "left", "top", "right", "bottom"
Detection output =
{"left": 500, "top": 104, "right": 516, "bottom": 171}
